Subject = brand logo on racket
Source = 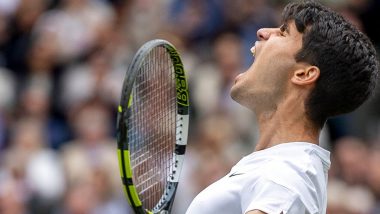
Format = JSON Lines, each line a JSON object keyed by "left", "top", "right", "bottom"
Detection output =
{"left": 166, "top": 45, "right": 189, "bottom": 107}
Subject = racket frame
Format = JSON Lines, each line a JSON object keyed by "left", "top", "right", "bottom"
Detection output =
{"left": 116, "top": 39, "right": 189, "bottom": 214}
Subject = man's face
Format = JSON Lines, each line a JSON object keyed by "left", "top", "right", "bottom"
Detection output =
{"left": 230, "top": 20, "right": 304, "bottom": 111}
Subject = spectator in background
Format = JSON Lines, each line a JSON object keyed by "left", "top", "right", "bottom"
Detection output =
{"left": 327, "top": 137, "right": 375, "bottom": 213}
{"left": 191, "top": 32, "right": 258, "bottom": 144}
{"left": 368, "top": 145, "right": 380, "bottom": 214}
{"left": 334, "top": 137, "right": 369, "bottom": 185}
{"left": 16, "top": 80, "right": 70, "bottom": 150}
{"left": 0, "top": 117, "right": 65, "bottom": 213}
{"left": 222, "top": 0, "right": 278, "bottom": 68}
{"left": 61, "top": 167, "right": 130, "bottom": 214}
{"left": 127, "top": 0, "right": 172, "bottom": 47}
{"left": 0, "top": 67, "right": 15, "bottom": 149}
{"left": 59, "top": 49, "right": 124, "bottom": 110}
{"left": 32, "top": 0, "right": 115, "bottom": 63}
{"left": 0, "top": 171, "right": 27, "bottom": 214}
{"left": 0, "top": 11, "right": 8, "bottom": 65}
{"left": 168, "top": 0, "right": 224, "bottom": 45}
{"left": 191, "top": 33, "right": 242, "bottom": 116}
{"left": 2, "top": 0, "right": 47, "bottom": 78}
{"left": 61, "top": 181, "right": 97, "bottom": 214}
{"left": 360, "top": 0, "right": 380, "bottom": 50}
{"left": 13, "top": 28, "right": 72, "bottom": 149}
{"left": 61, "top": 98, "right": 124, "bottom": 214}
{"left": 0, "top": 0, "right": 21, "bottom": 17}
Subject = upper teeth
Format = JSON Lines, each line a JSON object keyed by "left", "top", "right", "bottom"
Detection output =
{"left": 251, "top": 46, "right": 256, "bottom": 57}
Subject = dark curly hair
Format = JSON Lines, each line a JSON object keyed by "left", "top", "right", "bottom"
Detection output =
{"left": 282, "top": 0, "right": 379, "bottom": 128}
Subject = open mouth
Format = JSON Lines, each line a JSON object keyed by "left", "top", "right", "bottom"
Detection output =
{"left": 250, "top": 46, "right": 256, "bottom": 57}
{"left": 233, "top": 43, "right": 257, "bottom": 85}
{"left": 251, "top": 41, "right": 259, "bottom": 58}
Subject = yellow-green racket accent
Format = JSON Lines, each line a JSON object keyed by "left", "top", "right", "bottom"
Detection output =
{"left": 117, "top": 149, "right": 142, "bottom": 207}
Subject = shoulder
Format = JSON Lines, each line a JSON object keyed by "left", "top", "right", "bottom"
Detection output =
{"left": 241, "top": 177, "right": 305, "bottom": 214}
{"left": 261, "top": 155, "right": 320, "bottom": 196}
{"left": 241, "top": 144, "right": 329, "bottom": 214}
{"left": 244, "top": 157, "right": 323, "bottom": 213}
{"left": 238, "top": 145, "right": 318, "bottom": 191}
{"left": 258, "top": 143, "right": 329, "bottom": 185}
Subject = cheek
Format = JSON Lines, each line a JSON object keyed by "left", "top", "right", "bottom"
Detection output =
{"left": 257, "top": 47, "right": 296, "bottom": 82}
{"left": 263, "top": 38, "right": 300, "bottom": 61}
{"left": 248, "top": 60, "right": 291, "bottom": 99}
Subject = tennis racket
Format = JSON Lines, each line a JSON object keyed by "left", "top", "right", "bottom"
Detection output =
{"left": 116, "top": 39, "right": 190, "bottom": 214}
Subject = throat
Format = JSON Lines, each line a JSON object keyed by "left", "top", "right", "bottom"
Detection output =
{"left": 254, "top": 110, "right": 319, "bottom": 151}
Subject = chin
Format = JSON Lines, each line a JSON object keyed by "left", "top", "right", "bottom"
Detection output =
{"left": 230, "top": 84, "right": 245, "bottom": 105}
{"left": 230, "top": 84, "right": 239, "bottom": 101}
{"left": 230, "top": 85, "right": 258, "bottom": 112}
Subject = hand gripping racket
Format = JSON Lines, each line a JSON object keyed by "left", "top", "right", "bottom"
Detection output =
{"left": 116, "top": 39, "right": 190, "bottom": 213}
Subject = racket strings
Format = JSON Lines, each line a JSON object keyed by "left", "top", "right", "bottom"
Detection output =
{"left": 128, "top": 46, "right": 177, "bottom": 209}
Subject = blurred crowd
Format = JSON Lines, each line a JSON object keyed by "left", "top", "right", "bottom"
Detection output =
{"left": 0, "top": 0, "right": 379, "bottom": 213}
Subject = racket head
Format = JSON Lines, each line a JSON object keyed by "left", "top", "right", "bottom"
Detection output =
{"left": 117, "top": 39, "right": 189, "bottom": 213}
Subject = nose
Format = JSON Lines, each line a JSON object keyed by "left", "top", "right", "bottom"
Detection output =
{"left": 257, "top": 28, "right": 269, "bottom": 41}
{"left": 257, "top": 28, "right": 280, "bottom": 41}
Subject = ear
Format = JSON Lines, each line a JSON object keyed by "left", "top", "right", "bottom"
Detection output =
{"left": 291, "top": 66, "right": 320, "bottom": 86}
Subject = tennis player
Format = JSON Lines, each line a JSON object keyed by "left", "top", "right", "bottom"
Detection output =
{"left": 186, "top": 1, "right": 379, "bottom": 214}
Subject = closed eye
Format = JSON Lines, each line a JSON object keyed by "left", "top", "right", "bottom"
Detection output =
{"left": 280, "top": 23, "right": 289, "bottom": 36}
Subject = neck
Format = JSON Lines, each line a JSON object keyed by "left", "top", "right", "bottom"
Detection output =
{"left": 254, "top": 92, "right": 320, "bottom": 151}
